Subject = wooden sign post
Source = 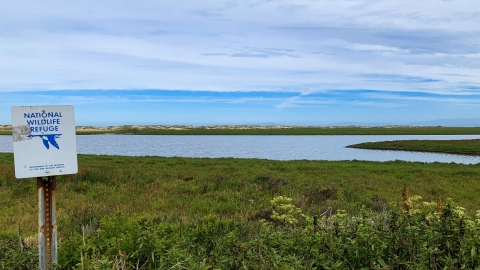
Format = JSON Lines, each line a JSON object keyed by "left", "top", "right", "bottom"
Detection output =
{"left": 11, "top": 105, "right": 77, "bottom": 270}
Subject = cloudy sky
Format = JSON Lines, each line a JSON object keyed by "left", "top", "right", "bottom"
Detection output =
{"left": 1, "top": 0, "right": 480, "bottom": 126}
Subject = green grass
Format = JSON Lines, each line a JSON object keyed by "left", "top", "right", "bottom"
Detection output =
{"left": 1, "top": 153, "right": 480, "bottom": 235}
{"left": 2, "top": 153, "right": 480, "bottom": 268}
{"left": 348, "top": 139, "right": 480, "bottom": 156}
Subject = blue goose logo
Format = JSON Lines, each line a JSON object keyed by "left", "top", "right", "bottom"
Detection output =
{"left": 28, "top": 134, "right": 62, "bottom": 149}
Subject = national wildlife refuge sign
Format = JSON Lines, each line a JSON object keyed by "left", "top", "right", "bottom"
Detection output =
{"left": 11, "top": 105, "right": 78, "bottom": 179}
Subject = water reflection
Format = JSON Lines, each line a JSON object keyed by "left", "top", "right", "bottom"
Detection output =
{"left": 1, "top": 135, "right": 480, "bottom": 164}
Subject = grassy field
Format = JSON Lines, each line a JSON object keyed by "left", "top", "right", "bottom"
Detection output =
{"left": 2, "top": 153, "right": 480, "bottom": 268}
{"left": 348, "top": 139, "right": 480, "bottom": 156}
{"left": 1, "top": 125, "right": 480, "bottom": 135}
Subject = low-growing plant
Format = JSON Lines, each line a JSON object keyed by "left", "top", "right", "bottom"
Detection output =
{"left": 52, "top": 195, "right": 480, "bottom": 269}
{"left": 2, "top": 153, "right": 480, "bottom": 268}
{"left": 0, "top": 234, "right": 38, "bottom": 269}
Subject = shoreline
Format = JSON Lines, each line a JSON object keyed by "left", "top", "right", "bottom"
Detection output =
{"left": 1, "top": 125, "right": 480, "bottom": 135}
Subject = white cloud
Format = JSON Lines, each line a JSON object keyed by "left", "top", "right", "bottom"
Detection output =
{"left": 363, "top": 92, "right": 480, "bottom": 104}
{"left": 344, "top": 43, "right": 409, "bottom": 53}
{"left": 0, "top": 0, "right": 479, "bottom": 95}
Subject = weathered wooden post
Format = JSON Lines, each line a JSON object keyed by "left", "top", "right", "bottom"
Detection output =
{"left": 11, "top": 105, "right": 78, "bottom": 270}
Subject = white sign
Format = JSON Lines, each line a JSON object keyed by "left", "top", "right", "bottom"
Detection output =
{"left": 11, "top": 105, "right": 78, "bottom": 179}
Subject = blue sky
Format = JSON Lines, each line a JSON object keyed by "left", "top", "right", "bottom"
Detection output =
{"left": 1, "top": 0, "right": 479, "bottom": 126}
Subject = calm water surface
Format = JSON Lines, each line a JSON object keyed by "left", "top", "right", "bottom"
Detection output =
{"left": 1, "top": 135, "right": 480, "bottom": 164}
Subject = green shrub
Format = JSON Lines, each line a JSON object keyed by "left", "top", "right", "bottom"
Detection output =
{"left": 53, "top": 196, "right": 480, "bottom": 269}
{"left": 0, "top": 234, "right": 37, "bottom": 269}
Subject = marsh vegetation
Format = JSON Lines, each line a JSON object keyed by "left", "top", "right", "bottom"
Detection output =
{"left": 348, "top": 139, "right": 480, "bottom": 156}
{"left": 1, "top": 153, "right": 480, "bottom": 268}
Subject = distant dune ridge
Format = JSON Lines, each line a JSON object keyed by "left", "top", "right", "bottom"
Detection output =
{"left": 0, "top": 118, "right": 479, "bottom": 131}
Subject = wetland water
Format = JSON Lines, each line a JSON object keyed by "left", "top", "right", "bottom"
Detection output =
{"left": 1, "top": 135, "right": 480, "bottom": 164}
